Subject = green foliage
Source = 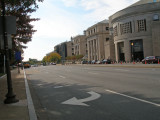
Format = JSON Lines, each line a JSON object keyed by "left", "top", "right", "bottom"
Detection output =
{"left": 29, "top": 58, "right": 38, "bottom": 65}
{"left": 0, "top": 0, "right": 43, "bottom": 51}
{"left": 42, "top": 53, "right": 61, "bottom": 63}
{"left": 66, "top": 55, "right": 84, "bottom": 61}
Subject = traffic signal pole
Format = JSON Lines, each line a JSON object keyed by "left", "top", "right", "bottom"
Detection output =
{"left": 1, "top": 0, "right": 18, "bottom": 104}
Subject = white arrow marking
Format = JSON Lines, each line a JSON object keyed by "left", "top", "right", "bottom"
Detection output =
{"left": 62, "top": 91, "right": 101, "bottom": 106}
{"left": 54, "top": 86, "right": 64, "bottom": 89}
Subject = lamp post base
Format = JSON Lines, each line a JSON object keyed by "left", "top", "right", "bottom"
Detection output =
{"left": 4, "top": 94, "right": 19, "bottom": 104}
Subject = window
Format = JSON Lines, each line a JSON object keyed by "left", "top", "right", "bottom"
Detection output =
{"left": 153, "top": 14, "right": 159, "bottom": 21}
{"left": 120, "top": 22, "right": 132, "bottom": 34}
{"left": 94, "top": 28, "right": 96, "bottom": 33}
{"left": 106, "top": 38, "right": 109, "bottom": 41}
{"left": 106, "top": 27, "right": 109, "bottom": 31}
{"left": 137, "top": 19, "right": 146, "bottom": 32}
{"left": 113, "top": 26, "right": 118, "bottom": 36}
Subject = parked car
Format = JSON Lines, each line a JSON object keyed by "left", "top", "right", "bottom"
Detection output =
{"left": 91, "top": 60, "right": 96, "bottom": 64}
{"left": 23, "top": 62, "right": 31, "bottom": 68}
{"left": 96, "top": 60, "right": 101, "bottom": 64}
{"left": 51, "top": 62, "right": 56, "bottom": 65}
{"left": 81, "top": 61, "right": 88, "bottom": 64}
{"left": 142, "top": 56, "right": 160, "bottom": 64}
{"left": 102, "top": 59, "right": 111, "bottom": 64}
{"left": 88, "top": 61, "right": 91, "bottom": 64}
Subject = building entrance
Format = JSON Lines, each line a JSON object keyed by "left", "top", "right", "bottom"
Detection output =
{"left": 130, "top": 39, "right": 144, "bottom": 62}
{"left": 118, "top": 42, "right": 125, "bottom": 62}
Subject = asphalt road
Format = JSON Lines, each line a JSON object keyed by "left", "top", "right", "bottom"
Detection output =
{"left": 26, "top": 65, "right": 160, "bottom": 120}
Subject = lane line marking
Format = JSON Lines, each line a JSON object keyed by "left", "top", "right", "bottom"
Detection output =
{"left": 88, "top": 72, "right": 98, "bottom": 75}
{"left": 54, "top": 86, "right": 64, "bottom": 88}
{"left": 115, "top": 69, "right": 129, "bottom": 72}
{"left": 59, "top": 75, "right": 66, "bottom": 79}
{"left": 105, "top": 89, "right": 160, "bottom": 107}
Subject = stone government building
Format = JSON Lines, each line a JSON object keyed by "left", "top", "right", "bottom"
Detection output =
{"left": 52, "top": 0, "right": 160, "bottom": 62}
{"left": 109, "top": 0, "right": 160, "bottom": 62}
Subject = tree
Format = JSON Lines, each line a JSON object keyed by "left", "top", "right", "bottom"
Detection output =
{"left": 49, "top": 53, "right": 61, "bottom": 63}
{"left": 76, "top": 55, "right": 83, "bottom": 60}
{"left": 0, "top": 0, "right": 43, "bottom": 51}
{"left": 42, "top": 56, "right": 48, "bottom": 63}
{"left": 42, "top": 53, "right": 61, "bottom": 63}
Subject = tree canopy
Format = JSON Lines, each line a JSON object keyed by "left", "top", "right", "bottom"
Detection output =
{"left": 42, "top": 53, "right": 61, "bottom": 63}
{"left": 0, "top": 0, "right": 43, "bottom": 51}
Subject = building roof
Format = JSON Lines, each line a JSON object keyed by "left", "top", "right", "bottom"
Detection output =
{"left": 86, "top": 19, "right": 109, "bottom": 30}
{"left": 109, "top": 0, "right": 160, "bottom": 23}
{"left": 129, "top": 0, "right": 160, "bottom": 7}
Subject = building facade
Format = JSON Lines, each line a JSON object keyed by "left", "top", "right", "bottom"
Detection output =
{"left": 86, "top": 20, "right": 113, "bottom": 61}
{"left": 72, "top": 35, "right": 87, "bottom": 57}
{"left": 54, "top": 42, "right": 67, "bottom": 61}
{"left": 109, "top": 0, "right": 160, "bottom": 62}
{"left": 66, "top": 40, "right": 74, "bottom": 57}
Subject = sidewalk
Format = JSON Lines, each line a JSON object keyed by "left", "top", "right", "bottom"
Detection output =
{"left": 80, "top": 63, "right": 160, "bottom": 68}
{"left": 0, "top": 69, "right": 29, "bottom": 120}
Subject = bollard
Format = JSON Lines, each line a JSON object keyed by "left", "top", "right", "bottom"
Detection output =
{"left": 145, "top": 60, "right": 147, "bottom": 64}
{"left": 158, "top": 59, "right": 159, "bottom": 64}
{"left": 133, "top": 61, "right": 135, "bottom": 64}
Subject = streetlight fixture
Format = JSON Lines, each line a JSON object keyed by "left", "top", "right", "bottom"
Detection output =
{"left": 131, "top": 42, "right": 134, "bottom": 61}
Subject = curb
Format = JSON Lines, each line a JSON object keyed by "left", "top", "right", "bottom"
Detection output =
{"left": 78, "top": 64, "right": 160, "bottom": 68}
{"left": 23, "top": 69, "right": 38, "bottom": 120}
{"left": 0, "top": 74, "right": 6, "bottom": 79}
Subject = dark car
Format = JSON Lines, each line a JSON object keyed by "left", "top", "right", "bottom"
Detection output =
{"left": 81, "top": 61, "right": 88, "bottom": 64}
{"left": 142, "top": 56, "right": 160, "bottom": 64}
{"left": 102, "top": 59, "right": 111, "bottom": 64}
{"left": 88, "top": 61, "right": 91, "bottom": 64}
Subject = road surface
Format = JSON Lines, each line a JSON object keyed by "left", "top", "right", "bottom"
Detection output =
{"left": 26, "top": 65, "right": 160, "bottom": 120}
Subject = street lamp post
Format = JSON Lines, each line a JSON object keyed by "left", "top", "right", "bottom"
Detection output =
{"left": 1, "top": 0, "right": 18, "bottom": 104}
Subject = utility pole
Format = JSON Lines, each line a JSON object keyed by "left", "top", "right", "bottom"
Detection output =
{"left": 1, "top": 0, "right": 18, "bottom": 104}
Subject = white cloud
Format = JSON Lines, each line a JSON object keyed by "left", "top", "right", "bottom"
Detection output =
{"left": 80, "top": 0, "right": 139, "bottom": 21}
{"left": 61, "top": 0, "right": 78, "bottom": 7}
{"left": 60, "top": 0, "right": 139, "bottom": 21}
{"left": 32, "top": 0, "right": 81, "bottom": 39}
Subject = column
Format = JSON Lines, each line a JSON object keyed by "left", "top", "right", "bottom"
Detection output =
{"left": 124, "top": 40, "right": 131, "bottom": 62}
{"left": 87, "top": 41, "right": 90, "bottom": 61}
{"left": 115, "top": 42, "right": 119, "bottom": 62}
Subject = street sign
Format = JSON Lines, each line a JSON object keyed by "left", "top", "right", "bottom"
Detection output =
{"left": 15, "top": 51, "right": 21, "bottom": 61}
{"left": 0, "top": 16, "right": 16, "bottom": 34}
{"left": 0, "top": 35, "right": 12, "bottom": 49}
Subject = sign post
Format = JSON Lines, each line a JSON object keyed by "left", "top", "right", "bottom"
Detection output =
{"left": 1, "top": 1, "right": 18, "bottom": 104}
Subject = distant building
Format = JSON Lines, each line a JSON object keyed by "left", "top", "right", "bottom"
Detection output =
{"left": 66, "top": 40, "right": 74, "bottom": 57}
{"left": 54, "top": 42, "right": 67, "bottom": 61}
{"left": 86, "top": 20, "right": 114, "bottom": 61}
{"left": 72, "top": 35, "right": 87, "bottom": 57}
{"left": 109, "top": 0, "right": 160, "bottom": 62}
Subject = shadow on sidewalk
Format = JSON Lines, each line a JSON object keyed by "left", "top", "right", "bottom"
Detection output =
{"left": 0, "top": 69, "right": 29, "bottom": 120}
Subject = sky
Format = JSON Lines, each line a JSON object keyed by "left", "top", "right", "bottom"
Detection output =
{"left": 23, "top": 0, "right": 139, "bottom": 61}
